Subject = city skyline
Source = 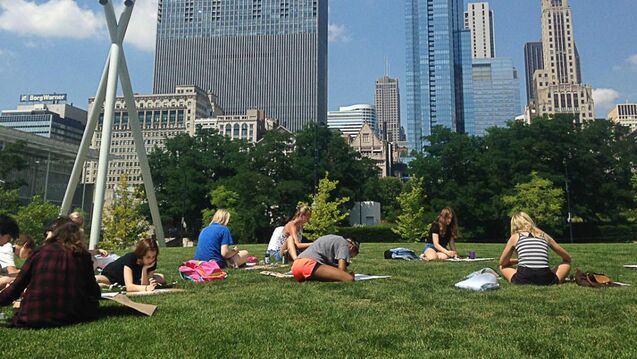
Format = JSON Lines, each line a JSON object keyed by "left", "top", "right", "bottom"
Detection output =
{"left": 0, "top": 1, "right": 635, "bottom": 124}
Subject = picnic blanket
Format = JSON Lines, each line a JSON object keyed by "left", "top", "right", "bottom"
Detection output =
{"left": 446, "top": 257, "right": 495, "bottom": 262}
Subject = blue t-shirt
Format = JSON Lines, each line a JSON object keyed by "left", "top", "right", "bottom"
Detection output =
{"left": 194, "top": 223, "right": 234, "bottom": 267}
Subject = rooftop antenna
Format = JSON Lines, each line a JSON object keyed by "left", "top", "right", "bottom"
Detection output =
{"left": 60, "top": 0, "right": 165, "bottom": 249}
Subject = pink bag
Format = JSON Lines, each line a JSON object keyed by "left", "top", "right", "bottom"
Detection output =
{"left": 179, "top": 260, "right": 227, "bottom": 283}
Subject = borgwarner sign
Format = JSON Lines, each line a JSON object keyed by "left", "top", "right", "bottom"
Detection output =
{"left": 20, "top": 93, "right": 67, "bottom": 103}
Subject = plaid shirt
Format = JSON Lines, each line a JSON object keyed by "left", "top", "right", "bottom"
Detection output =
{"left": 0, "top": 242, "right": 101, "bottom": 328}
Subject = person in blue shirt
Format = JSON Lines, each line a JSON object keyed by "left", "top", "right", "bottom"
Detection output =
{"left": 194, "top": 209, "right": 249, "bottom": 268}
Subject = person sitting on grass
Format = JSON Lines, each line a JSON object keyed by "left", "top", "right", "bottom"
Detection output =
{"left": 291, "top": 234, "right": 359, "bottom": 282}
{"left": 68, "top": 211, "right": 109, "bottom": 268}
{"left": 95, "top": 238, "right": 165, "bottom": 292}
{"left": 278, "top": 204, "right": 312, "bottom": 261}
{"left": 194, "top": 209, "right": 249, "bottom": 268}
{"left": 14, "top": 235, "right": 35, "bottom": 260}
{"left": 498, "top": 212, "right": 571, "bottom": 285}
{"left": 0, "top": 214, "right": 20, "bottom": 290}
{"left": 0, "top": 222, "right": 100, "bottom": 328}
{"left": 420, "top": 207, "right": 460, "bottom": 261}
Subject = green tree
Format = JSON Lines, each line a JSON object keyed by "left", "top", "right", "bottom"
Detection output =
{"left": 15, "top": 195, "right": 60, "bottom": 245}
{"left": 0, "top": 187, "right": 20, "bottom": 216}
{"left": 304, "top": 174, "right": 350, "bottom": 240}
{"left": 0, "top": 141, "right": 28, "bottom": 189}
{"left": 392, "top": 177, "right": 429, "bottom": 242}
{"left": 502, "top": 171, "right": 565, "bottom": 232}
{"left": 101, "top": 174, "right": 151, "bottom": 250}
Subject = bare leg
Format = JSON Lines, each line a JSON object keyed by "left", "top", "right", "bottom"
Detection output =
{"left": 311, "top": 265, "right": 354, "bottom": 282}
{"left": 0, "top": 276, "right": 13, "bottom": 290}
{"left": 499, "top": 265, "right": 517, "bottom": 283}
{"left": 423, "top": 248, "right": 439, "bottom": 261}
{"left": 552, "top": 262, "right": 571, "bottom": 284}
{"left": 228, "top": 250, "right": 250, "bottom": 268}
{"left": 95, "top": 274, "right": 112, "bottom": 286}
{"left": 436, "top": 252, "right": 450, "bottom": 260}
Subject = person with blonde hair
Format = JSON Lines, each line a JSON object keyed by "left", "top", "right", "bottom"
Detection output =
{"left": 420, "top": 207, "right": 460, "bottom": 261}
{"left": 194, "top": 209, "right": 249, "bottom": 268}
{"left": 499, "top": 212, "right": 571, "bottom": 285}
{"left": 278, "top": 204, "right": 312, "bottom": 261}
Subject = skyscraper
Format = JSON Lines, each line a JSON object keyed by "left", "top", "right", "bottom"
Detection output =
{"left": 530, "top": 0, "right": 594, "bottom": 123}
{"left": 375, "top": 76, "right": 401, "bottom": 143}
{"left": 153, "top": 0, "right": 328, "bottom": 132}
{"left": 524, "top": 42, "right": 544, "bottom": 103}
{"left": 465, "top": 2, "right": 495, "bottom": 59}
{"left": 406, "top": 0, "right": 474, "bottom": 153}
{"left": 472, "top": 57, "right": 521, "bottom": 136}
{"left": 327, "top": 104, "right": 377, "bottom": 139}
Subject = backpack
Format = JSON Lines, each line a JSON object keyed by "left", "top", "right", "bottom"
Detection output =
{"left": 574, "top": 269, "right": 622, "bottom": 288}
{"left": 179, "top": 260, "right": 227, "bottom": 283}
{"left": 383, "top": 248, "right": 420, "bottom": 260}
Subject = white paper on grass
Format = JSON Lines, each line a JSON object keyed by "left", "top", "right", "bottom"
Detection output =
{"left": 624, "top": 265, "right": 637, "bottom": 269}
{"left": 354, "top": 274, "right": 391, "bottom": 281}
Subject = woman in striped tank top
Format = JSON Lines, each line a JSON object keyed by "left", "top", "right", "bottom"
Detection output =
{"left": 499, "top": 212, "right": 571, "bottom": 285}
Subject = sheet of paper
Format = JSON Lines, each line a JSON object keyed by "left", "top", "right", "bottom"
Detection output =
{"left": 101, "top": 293, "right": 157, "bottom": 316}
{"left": 354, "top": 274, "right": 391, "bottom": 281}
{"left": 623, "top": 265, "right": 637, "bottom": 269}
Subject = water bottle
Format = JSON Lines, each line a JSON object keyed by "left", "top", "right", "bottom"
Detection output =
{"left": 264, "top": 250, "right": 270, "bottom": 265}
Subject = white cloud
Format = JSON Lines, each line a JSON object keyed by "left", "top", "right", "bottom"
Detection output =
{"left": 593, "top": 88, "right": 620, "bottom": 116}
{"left": 115, "top": 0, "right": 157, "bottom": 52}
{"left": 328, "top": 23, "right": 351, "bottom": 43}
{"left": 0, "top": 0, "right": 101, "bottom": 39}
{"left": 627, "top": 54, "right": 637, "bottom": 67}
{"left": 0, "top": 0, "right": 156, "bottom": 52}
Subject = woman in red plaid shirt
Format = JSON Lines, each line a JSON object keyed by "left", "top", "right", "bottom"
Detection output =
{"left": 0, "top": 222, "right": 100, "bottom": 328}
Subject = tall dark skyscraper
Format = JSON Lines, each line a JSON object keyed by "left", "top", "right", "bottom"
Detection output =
{"left": 153, "top": 0, "right": 328, "bottom": 131}
{"left": 524, "top": 42, "right": 544, "bottom": 104}
{"left": 405, "top": 0, "right": 474, "bottom": 153}
{"left": 375, "top": 76, "right": 401, "bottom": 143}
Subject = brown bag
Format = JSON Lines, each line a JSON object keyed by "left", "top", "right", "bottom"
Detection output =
{"left": 575, "top": 269, "right": 621, "bottom": 288}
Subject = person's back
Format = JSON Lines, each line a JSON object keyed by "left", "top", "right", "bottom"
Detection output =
{"left": 298, "top": 235, "right": 349, "bottom": 267}
{"left": 515, "top": 232, "right": 550, "bottom": 269}
{"left": 194, "top": 223, "right": 232, "bottom": 266}
{"left": 0, "top": 241, "right": 100, "bottom": 328}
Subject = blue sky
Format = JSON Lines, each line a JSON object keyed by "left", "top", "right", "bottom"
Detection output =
{"left": 0, "top": 0, "right": 636, "bottom": 120}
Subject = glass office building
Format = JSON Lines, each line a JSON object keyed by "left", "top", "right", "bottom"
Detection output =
{"left": 405, "top": 0, "right": 474, "bottom": 153}
{"left": 153, "top": 0, "right": 328, "bottom": 132}
{"left": 472, "top": 57, "right": 521, "bottom": 136}
{"left": 0, "top": 104, "right": 87, "bottom": 145}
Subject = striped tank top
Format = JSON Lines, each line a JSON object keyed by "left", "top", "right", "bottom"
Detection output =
{"left": 515, "top": 232, "right": 549, "bottom": 268}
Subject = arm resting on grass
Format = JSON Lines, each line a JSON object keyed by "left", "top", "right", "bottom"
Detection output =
{"left": 0, "top": 256, "right": 33, "bottom": 305}
{"left": 124, "top": 265, "right": 154, "bottom": 292}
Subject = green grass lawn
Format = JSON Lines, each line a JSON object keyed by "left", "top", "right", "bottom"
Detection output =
{"left": 2, "top": 243, "right": 637, "bottom": 358}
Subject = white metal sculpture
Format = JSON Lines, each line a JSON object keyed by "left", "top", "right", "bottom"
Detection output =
{"left": 60, "top": 0, "right": 165, "bottom": 249}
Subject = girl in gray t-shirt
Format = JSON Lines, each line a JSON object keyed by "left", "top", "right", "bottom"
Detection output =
{"left": 292, "top": 235, "right": 359, "bottom": 282}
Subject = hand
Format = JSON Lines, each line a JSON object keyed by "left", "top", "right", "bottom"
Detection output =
{"left": 98, "top": 249, "right": 108, "bottom": 256}
{"left": 145, "top": 282, "right": 157, "bottom": 291}
{"left": 447, "top": 250, "right": 457, "bottom": 257}
{"left": 143, "top": 261, "right": 156, "bottom": 270}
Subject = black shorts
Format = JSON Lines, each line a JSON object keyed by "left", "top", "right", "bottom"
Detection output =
{"left": 512, "top": 266, "right": 559, "bottom": 286}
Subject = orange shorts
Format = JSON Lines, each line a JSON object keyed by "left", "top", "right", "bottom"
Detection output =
{"left": 292, "top": 257, "right": 318, "bottom": 282}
